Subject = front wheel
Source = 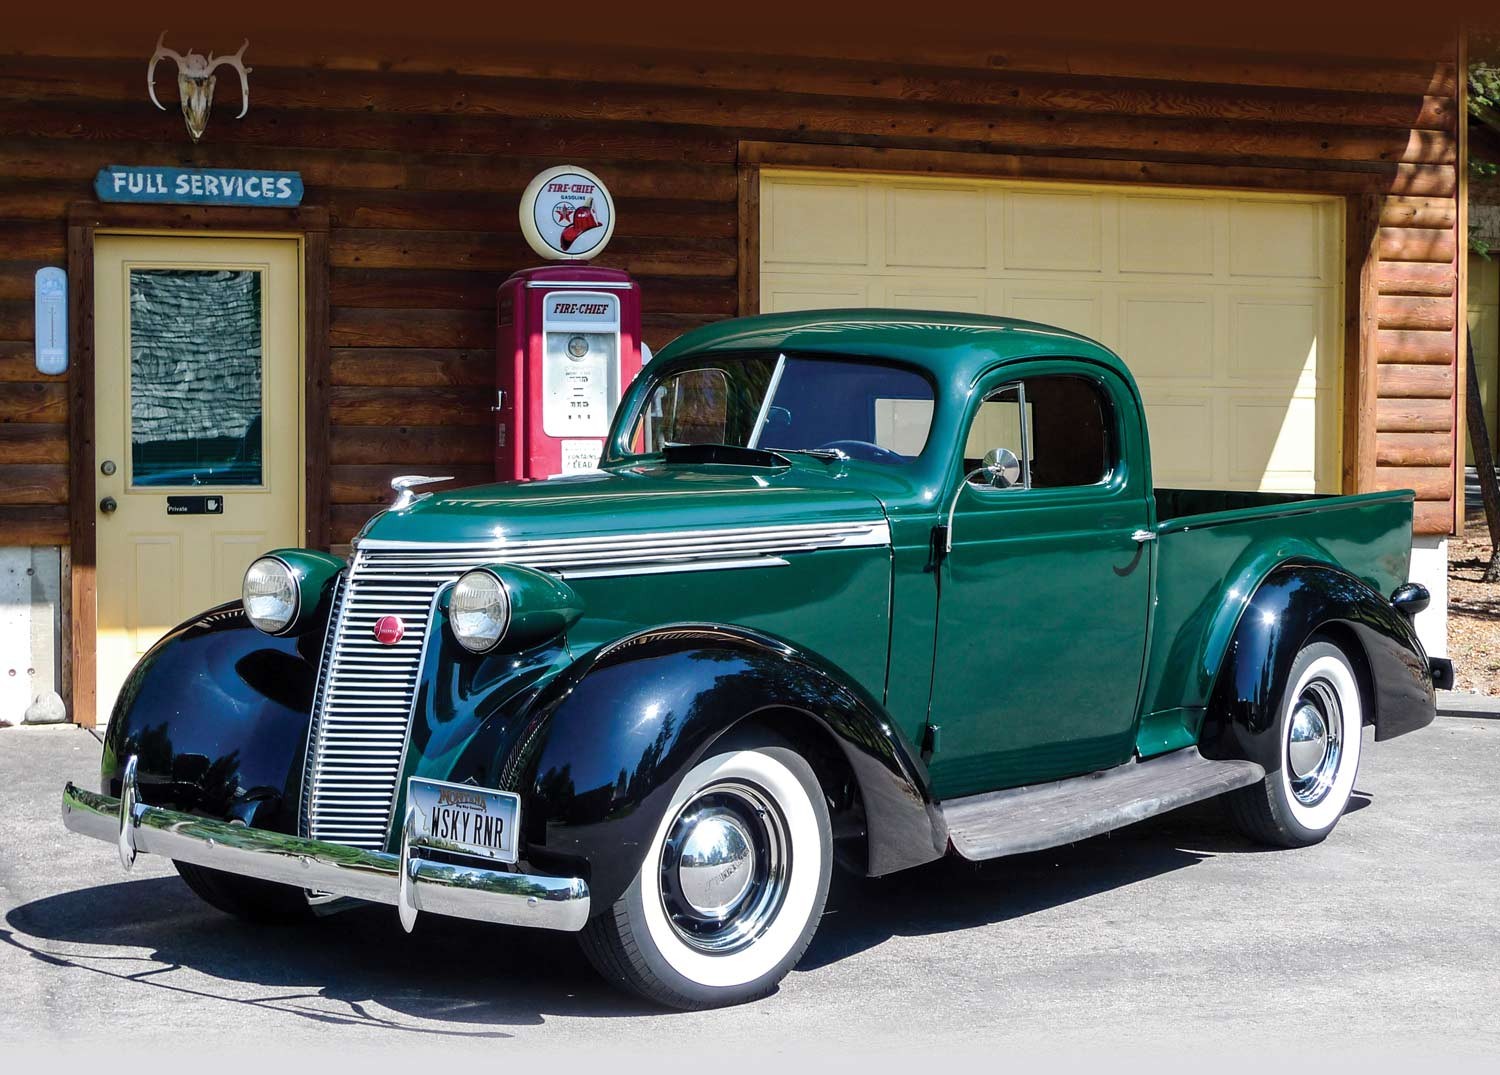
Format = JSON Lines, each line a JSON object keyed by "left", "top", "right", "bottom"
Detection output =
{"left": 579, "top": 739, "right": 832, "bottom": 1009}
{"left": 1226, "top": 638, "right": 1364, "bottom": 848}
{"left": 175, "top": 861, "right": 315, "bottom": 924}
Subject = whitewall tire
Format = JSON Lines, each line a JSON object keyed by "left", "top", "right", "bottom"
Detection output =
{"left": 1227, "top": 638, "right": 1364, "bottom": 847}
{"left": 580, "top": 738, "right": 832, "bottom": 1009}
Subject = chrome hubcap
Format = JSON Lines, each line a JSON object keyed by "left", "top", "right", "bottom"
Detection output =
{"left": 659, "top": 781, "right": 789, "bottom": 954}
{"left": 676, "top": 809, "right": 756, "bottom": 917}
{"left": 1287, "top": 703, "right": 1329, "bottom": 779}
{"left": 1287, "top": 678, "right": 1344, "bottom": 806}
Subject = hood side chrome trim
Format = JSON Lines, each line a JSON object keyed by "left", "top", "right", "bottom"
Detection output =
{"left": 355, "top": 520, "right": 888, "bottom": 577}
{"left": 556, "top": 556, "right": 790, "bottom": 580}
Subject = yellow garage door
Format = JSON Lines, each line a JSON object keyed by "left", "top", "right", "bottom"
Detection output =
{"left": 760, "top": 171, "right": 1343, "bottom": 492}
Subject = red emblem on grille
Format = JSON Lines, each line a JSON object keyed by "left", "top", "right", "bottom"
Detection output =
{"left": 372, "top": 615, "right": 405, "bottom": 645}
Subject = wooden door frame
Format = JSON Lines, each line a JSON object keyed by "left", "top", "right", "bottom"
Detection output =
{"left": 1456, "top": 30, "right": 1471, "bottom": 538}
{"left": 66, "top": 202, "right": 329, "bottom": 729}
{"left": 738, "top": 139, "right": 1390, "bottom": 503}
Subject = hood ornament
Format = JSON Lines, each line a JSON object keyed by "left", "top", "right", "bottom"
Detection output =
{"left": 390, "top": 474, "right": 454, "bottom": 510}
{"left": 147, "top": 32, "right": 252, "bottom": 143}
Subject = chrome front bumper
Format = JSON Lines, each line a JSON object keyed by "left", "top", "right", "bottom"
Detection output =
{"left": 61, "top": 757, "right": 590, "bottom": 933}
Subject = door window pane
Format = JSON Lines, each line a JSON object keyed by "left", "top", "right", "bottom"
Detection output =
{"left": 962, "top": 375, "right": 1114, "bottom": 490}
{"left": 1027, "top": 375, "right": 1112, "bottom": 488}
{"left": 129, "top": 268, "right": 264, "bottom": 487}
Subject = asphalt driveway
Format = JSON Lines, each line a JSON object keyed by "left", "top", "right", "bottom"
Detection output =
{"left": 2, "top": 718, "right": 1496, "bottom": 1057}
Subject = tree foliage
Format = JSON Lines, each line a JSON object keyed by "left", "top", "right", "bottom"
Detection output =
{"left": 1470, "top": 37, "right": 1500, "bottom": 255}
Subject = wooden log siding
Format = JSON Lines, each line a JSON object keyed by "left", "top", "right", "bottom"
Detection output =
{"left": 0, "top": 38, "right": 1463, "bottom": 544}
{"left": 1374, "top": 194, "right": 1463, "bottom": 531}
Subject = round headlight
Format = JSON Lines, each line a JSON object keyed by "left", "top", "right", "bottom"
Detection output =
{"left": 451, "top": 569, "right": 510, "bottom": 653}
{"left": 243, "top": 557, "right": 298, "bottom": 634}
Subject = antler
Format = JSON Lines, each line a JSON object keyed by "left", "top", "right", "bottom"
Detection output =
{"left": 206, "top": 39, "right": 252, "bottom": 118}
{"left": 146, "top": 31, "right": 185, "bottom": 112}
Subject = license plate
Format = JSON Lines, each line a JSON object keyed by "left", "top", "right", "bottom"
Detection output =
{"left": 407, "top": 777, "right": 520, "bottom": 864}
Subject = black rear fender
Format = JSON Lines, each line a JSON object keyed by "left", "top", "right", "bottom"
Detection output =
{"left": 1200, "top": 561, "right": 1436, "bottom": 770}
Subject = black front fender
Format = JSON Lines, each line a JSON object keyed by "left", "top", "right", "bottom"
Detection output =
{"left": 1201, "top": 561, "right": 1436, "bottom": 770}
{"left": 507, "top": 624, "right": 940, "bottom": 910}
{"left": 100, "top": 602, "right": 324, "bottom": 833}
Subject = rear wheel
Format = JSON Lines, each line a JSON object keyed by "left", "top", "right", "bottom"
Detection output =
{"left": 175, "top": 861, "right": 315, "bottom": 924}
{"left": 579, "top": 740, "right": 832, "bottom": 1009}
{"left": 1226, "top": 638, "right": 1364, "bottom": 848}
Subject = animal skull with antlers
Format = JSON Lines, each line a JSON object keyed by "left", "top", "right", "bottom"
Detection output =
{"left": 147, "top": 32, "right": 252, "bottom": 143}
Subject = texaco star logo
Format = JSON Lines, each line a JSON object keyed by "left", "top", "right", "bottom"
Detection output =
{"left": 552, "top": 202, "right": 575, "bottom": 226}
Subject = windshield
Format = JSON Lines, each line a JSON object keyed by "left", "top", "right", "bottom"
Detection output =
{"left": 619, "top": 352, "right": 935, "bottom": 466}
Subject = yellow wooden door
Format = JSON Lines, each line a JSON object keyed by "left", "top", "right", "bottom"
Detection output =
{"left": 760, "top": 171, "right": 1343, "bottom": 494}
{"left": 94, "top": 234, "right": 302, "bottom": 721}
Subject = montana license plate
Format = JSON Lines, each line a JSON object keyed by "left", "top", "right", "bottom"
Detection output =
{"left": 407, "top": 777, "right": 520, "bottom": 864}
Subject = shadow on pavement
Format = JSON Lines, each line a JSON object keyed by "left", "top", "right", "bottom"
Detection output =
{"left": 808, "top": 797, "right": 1227, "bottom": 970}
{"left": 804, "top": 790, "right": 1371, "bottom": 970}
{"left": 2, "top": 878, "right": 637, "bottom": 1034}
{"left": 3, "top": 794, "right": 1366, "bottom": 1026}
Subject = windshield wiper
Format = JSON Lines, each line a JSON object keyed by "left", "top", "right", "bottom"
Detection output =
{"left": 776, "top": 448, "right": 849, "bottom": 464}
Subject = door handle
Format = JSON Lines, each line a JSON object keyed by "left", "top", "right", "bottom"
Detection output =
{"left": 1131, "top": 529, "right": 1155, "bottom": 543}
{"left": 99, "top": 496, "right": 118, "bottom": 514}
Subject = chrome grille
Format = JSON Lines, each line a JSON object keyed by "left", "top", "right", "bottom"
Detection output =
{"left": 301, "top": 548, "right": 459, "bottom": 849}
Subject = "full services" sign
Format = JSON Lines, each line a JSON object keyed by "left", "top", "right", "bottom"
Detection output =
{"left": 94, "top": 165, "right": 304, "bottom": 207}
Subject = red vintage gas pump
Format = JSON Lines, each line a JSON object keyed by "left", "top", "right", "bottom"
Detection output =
{"left": 495, "top": 166, "right": 644, "bottom": 480}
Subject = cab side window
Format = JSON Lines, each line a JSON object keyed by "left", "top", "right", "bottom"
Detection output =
{"left": 964, "top": 374, "right": 1114, "bottom": 490}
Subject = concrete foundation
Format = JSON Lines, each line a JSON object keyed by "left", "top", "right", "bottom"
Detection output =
{"left": 0, "top": 547, "right": 64, "bottom": 726}
{"left": 1408, "top": 535, "right": 1448, "bottom": 658}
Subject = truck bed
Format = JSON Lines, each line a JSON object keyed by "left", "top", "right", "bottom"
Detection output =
{"left": 1152, "top": 488, "right": 1414, "bottom": 589}
{"left": 1137, "top": 485, "right": 1418, "bottom": 739}
{"left": 1155, "top": 487, "right": 1335, "bottom": 522}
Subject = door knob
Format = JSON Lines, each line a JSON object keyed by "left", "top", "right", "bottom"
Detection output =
{"left": 99, "top": 496, "right": 118, "bottom": 514}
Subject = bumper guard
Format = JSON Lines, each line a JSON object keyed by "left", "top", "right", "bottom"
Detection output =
{"left": 61, "top": 756, "right": 590, "bottom": 933}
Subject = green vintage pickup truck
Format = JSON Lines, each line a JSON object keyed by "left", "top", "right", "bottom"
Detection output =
{"left": 64, "top": 310, "right": 1448, "bottom": 1010}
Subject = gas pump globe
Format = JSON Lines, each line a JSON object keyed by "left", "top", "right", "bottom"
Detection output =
{"left": 495, "top": 167, "right": 644, "bottom": 480}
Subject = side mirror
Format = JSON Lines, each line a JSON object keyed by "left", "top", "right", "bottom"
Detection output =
{"left": 946, "top": 446, "right": 1025, "bottom": 554}
{"left": 981, "top": 447, "right": 1023, "bottom": 488}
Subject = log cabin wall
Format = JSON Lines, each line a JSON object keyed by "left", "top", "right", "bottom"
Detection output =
{"left": 0, "top": 37, "right": 1464, "bottom": 545}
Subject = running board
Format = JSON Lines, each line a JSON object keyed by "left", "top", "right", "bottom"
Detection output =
{"left": 939, "top": 748, "right": 1265, "bottom": 862}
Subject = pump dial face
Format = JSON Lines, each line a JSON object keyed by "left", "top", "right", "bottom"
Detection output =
{"left": 567, "top": 335, "right": 589, "bottom": 359}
